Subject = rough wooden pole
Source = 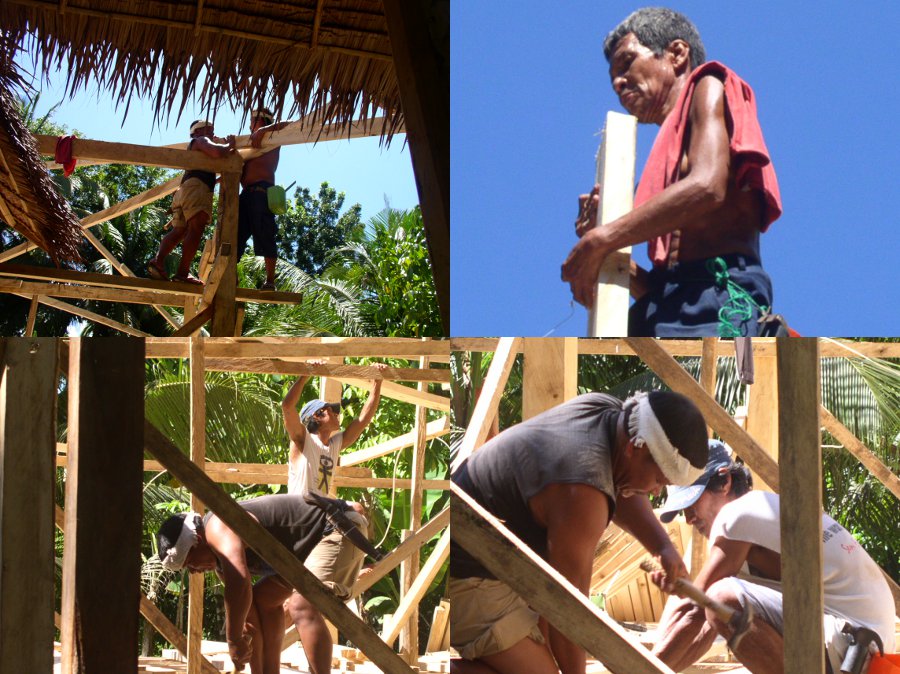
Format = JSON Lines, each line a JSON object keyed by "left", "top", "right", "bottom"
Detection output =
{"left": 61, "top": 338, "right": 144, "bottom": 674}
{"left": 25, "top": 294, "right": 39, "bottom": 335}
{"left": 588, "top": 111, "right": 637, "bottom": 337}
{"left": 777, "top": 338, "right": 823, "bottom": 674}
{"left": 210, "top": 172, "right": 240, "bottom": 336}
{"left": 0, "top": 338, "right": 57, "bottom": 674}
{"left": 522, "top": 338, "right": 578, "bottom": 420}
{"left": 188, "top": 336, "right": 206, "bottom": 674}
{"left": 747, "top": 342, "right": 779, "bottom": 492}
{"left": 692, "top": 337, "right": 718, "bottom": 578}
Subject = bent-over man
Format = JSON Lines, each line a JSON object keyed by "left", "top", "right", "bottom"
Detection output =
{"left": 450, "top": 390, "right": 710, "bottom": 674}
{"left": 650, "top": 441, "right": 895, "bottom": 674}
{"left": 562, "top": 8, "right": 782, "bottom": 336}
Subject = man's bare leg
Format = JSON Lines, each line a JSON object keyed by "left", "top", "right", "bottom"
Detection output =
{"left": 286, "top": 591, "right": 332, "bottom": 674}
{"left": 251, "top": 578, "right": 294, "bottom": 674}
{"left": 476, "top": 636, "right": 559, "bottom": 674}
{"left": 450, "top": 658, "right": 501, "bottom": 673}
{"left": 175, "top": 212, "right": 210, "bottom": 279}
{"left": 705, "top": 583, "right": 784, "bottom": 674}
{"left": 264, "top": 256, "right": 276, "bottom": 287}
{"left": 151, "top": 227, "right": 187, "bottom": 272}
{"left": 653, "top": 602, "right": 718, "bottom": 671}
{"left": 244, "top": 601, "right": 264, "bottom": 674}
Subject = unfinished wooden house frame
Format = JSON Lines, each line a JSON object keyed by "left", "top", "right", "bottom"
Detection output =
{"left": 449, "top": 337, "right": 900, "bottom": 674}
{"left": 1, "top": 336, "right": 451, "bottom": 673}
{"left": 0, "top": 0, "right": 449, "bottom": 335}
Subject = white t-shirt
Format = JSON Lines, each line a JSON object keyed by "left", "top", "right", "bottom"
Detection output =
{"left": 287, "top": 430, "right": 344, "bottom": 496}
{"left": 709, "top": 491, "right": 895, "bottom": 651}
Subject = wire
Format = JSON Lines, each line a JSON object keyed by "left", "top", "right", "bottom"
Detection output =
{"left": 543, "top": 300, "right": 577, "bottom": 337}
{"left": 374, "top": 449, "right": 401, "bottom": 550}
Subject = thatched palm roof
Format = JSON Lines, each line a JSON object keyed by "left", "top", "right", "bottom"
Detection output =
{"left": 0, "top": 40, "right": 82, "bottom": 264}
{"left": 2, "top": 0, "right": 404, "bottom": 138}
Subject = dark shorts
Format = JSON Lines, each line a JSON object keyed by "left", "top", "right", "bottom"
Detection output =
{"left": 238, "top": 182, "right": 277, "bottom": 259}
{"left": 628, "top": 253, "right": 773, "bottom": 337}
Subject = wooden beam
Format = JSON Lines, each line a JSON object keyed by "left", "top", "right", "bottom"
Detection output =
{"left": 352, "top": 507, "right": 449, "bottom": 598}
{"left": 382, "top": 529, "right": 449, "bottom": 646}
{"left": 522, "top": 337, "right": 578, "bottom": 420}
{"left": 746, "top": 344, "right": 778, "bottom": 492}
{"left": 18, "top": 293, "right": 151, "bottom": 336}
{"left": 0, "top": 277, "right": 187, "bottom": 306}
{"left": 25, "top": 293, "right": 38, "bottom": 335}
{"left": 625, "top": 338, "right": 780, "bottom": 491}
{"left": 777, "top": 338, "right": 823, "bottom": 674}
{"left": 172, "top": 305, "right": 214, "bottom": 337}
{"left": 210, "top": 173, "right": 240, "bottom": 336}
{"left": 588, "top": 111, "right": 636, "bottom": 336}
{"left": 451, "top": 485, "right": 674, "bottom": 674}
{"left": 35, "top": 135, "right": 243, "bottom": 172}
{"left": 382, "top": 0, "right": 450, "bottom": 334}
{"left": 142, "top": 422, "right": 414, "bottom": 674}
{"left": 188, "top": 336, "right": 206, "bottom": 674}
{"left": 820, "top": 406, "right": 900, "bottom": 501}
{"left": 198, "top": 243, "right": 232, "bottom": 310}
{"left": 0, "top": 338, "right": 57, "bottom": 674}
{"left": 61, "top": 339, "right": 144, "bottom": 674}
{"left": 0, "top": 262, "right": 203, "bottom": 295}
{"left": 143, "top": 337, "right": 450, "bottom": 359}
{"left": 342, "top": 416, "right": 449, "bottom": 466}
{"left": 693, "top": 337, "right": 718, "bottom": 578}
{"left": 204, "top": 358, "right": 450, "bottom": 382}
{"left": 451, "top": 337, "right": 520, "bottom": 472}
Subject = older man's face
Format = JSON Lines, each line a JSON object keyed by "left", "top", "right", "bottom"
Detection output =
{"left": 618, "top": 441, "right": 669, "bottom": 498}
{"left": 608, "top": 33, "right": 678, "bottom": 124}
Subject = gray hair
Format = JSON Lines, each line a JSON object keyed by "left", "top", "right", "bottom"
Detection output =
{"left": 604, "top": 7, "right": 706, "bottom": 70}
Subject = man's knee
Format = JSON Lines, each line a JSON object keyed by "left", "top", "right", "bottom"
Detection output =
{"left": 186, "top": 211, "right": 210, "bottom": 231}
{"left": 704, "top": 579, "right": 744, "bottom": 633}
{"left": 287, "top": 592, "right": 322, "bottom": 626}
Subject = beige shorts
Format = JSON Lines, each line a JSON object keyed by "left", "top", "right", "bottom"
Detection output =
{"left": 449, "top": 576, "right": 545, "bottom": 660}
{"left": 170, "top": 177, "right": 213, "bottom": 229}
{"left": 305, "top": 510, "right": 368, "bottom": 600}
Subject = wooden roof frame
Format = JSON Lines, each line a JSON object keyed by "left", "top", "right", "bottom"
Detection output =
{"left": 1, "top": 336, "right": 450, "bottom": 673}
{"left": 451, "top": 337, "right": 900, "bottom": 674}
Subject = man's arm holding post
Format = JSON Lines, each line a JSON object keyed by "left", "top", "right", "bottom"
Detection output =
{"left": 192, "top": 134, "right": 237, "bottom": 158}
{"left": 613, "top": 494, "right": 689, "bottom": 582}
{"left": 562, "top": 75, "right": 731, "bottom": 306}
{"left": 250, "top": 120, "right": 292, "bottom": 149}
{"left": 205, "top": 518, "right": 255, "bottom": 666}
{"left": 341, "top": 363, "right": 388, "bottom": 449}
{"left": 282, "top": 376, "right": 311, "bottom": 458}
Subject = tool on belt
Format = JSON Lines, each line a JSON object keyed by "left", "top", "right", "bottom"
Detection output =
{"left": 640, "top": 559, "right": 755, "bottom": 651}
{"left": 303, "top": 491, "right": 384, "bottom": 562}
{"left": 840, "top": 623, "right": 885, "bottom": 674}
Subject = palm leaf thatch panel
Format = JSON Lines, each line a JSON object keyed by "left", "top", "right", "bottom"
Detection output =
{"left": 0, "top": 38, "right": 82, "bottom": 264}
{"left": 2, "top": 0, "right": 404, "bottom": 139}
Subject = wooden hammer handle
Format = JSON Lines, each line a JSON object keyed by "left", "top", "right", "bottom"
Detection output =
{"left": 672, "top": 577, "right": 736, "bottom": 624}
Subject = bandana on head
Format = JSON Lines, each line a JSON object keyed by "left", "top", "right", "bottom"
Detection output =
{"left": 189, "top": 120, "right": 213, "bottom": 135}
{"left": 162, "top": 512, "right": 201, "bottom": 571}
{"left": 624, "top": 392, "right": 704, "bottom": 486}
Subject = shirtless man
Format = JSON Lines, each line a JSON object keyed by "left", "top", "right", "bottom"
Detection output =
{"left": 148, "top": 120, "right": 235, "bottom": 284}
{"left": 239, "top": 107, "right": 290, "bottom": 290}
{"left": 561, "top": 7, "right": 782, "bottom": 336}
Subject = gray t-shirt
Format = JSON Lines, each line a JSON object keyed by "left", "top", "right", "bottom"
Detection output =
{"left": 451, "top": 392, "right": 621, "bottom": 579}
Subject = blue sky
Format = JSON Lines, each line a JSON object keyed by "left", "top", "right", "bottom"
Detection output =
{"left": 15, "top": 43, "right": 419, "bottom": 226}
{"left": 451, "top": 1, "right": 900, "bottom": 337}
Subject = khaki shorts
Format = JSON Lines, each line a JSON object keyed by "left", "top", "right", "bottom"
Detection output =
{"left": 170, "top": 177, "right": 213, "bottom": 229}
{"left": 449, "top": 576, "right": 545, "bottom": 660}
{"left": 305, "top": 510, "right": 368, "bottom": 600}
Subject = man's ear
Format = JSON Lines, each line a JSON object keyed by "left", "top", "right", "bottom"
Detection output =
{"left": 666, "top": 39, "right": 691, "bottom": 73}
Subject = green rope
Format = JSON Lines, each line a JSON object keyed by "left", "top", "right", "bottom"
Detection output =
{"left": 705, "top": 257, "right": 769, "bottom": 338}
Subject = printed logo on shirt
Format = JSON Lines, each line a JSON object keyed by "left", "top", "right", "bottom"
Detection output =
{"left": 822, "top": 522, "right": 843, "bottom": 544}
{"left": 318, "top": 454, "right": 334, "bottom": 492}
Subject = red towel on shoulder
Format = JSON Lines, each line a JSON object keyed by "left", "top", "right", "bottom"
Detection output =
{"left": 634, "top": 62, "right": 782, "bottom": 267}
{"left": 54, "top": 135, "right": 77, "bottom": 177}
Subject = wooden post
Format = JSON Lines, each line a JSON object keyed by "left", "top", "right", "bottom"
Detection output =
{"left": 522, "top": 338, "right": 578, "bottom": 420}
{"left": 0, "top": 338, "right": 57, "bottom": 674}
{"left": 746, "top": 343, "right": 778, "bottom": 491}
{"left": 777, "top": 338, "right": 823, "bottom": 674}
{"left": 692, "top": 337, "right": 718, "bottom": 578}
{"left": 588, "top": 111, "right": 637, "bottom": 337}
{"left": 211, "top": 172, "right": 240, "bottom": 336}
{"left": 61, "top": 338, "right": 144, "bottom": 674}
{"left": 188, "top": 336, "right": 206, "bottom": 674}
{"left": 25, "top": 294, "right": 39, "bottom": 335}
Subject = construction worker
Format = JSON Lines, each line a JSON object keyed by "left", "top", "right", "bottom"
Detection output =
{"left": 238, "top": 107, "right": 291, "bottom": 291}
{"left": 650, "top": 441, "right": 895, "bottom": 674}
{"left": 147, "top": 119, "right": 235, "bottom": 284}
{"left": 157, "top": 494, "right": 369, "bottom": 674}
{"left": 561, "top": 7, "right": 783, "bottom": 337}
{"left": 449, "top": 390, "right": 710, "bottom": 674}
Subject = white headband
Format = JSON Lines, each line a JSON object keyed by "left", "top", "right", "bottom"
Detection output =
{"left": 626, "top": 392, "right": 703, "bottom": 486}
{"left": 189, "top": 120, "right": 213, "bottom": 134}
{"left": 162, "top": 512, "right": 201, "bottom": 571}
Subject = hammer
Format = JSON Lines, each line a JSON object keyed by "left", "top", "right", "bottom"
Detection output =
{"left": 840, "top": 624, "right": 884, "bottom": 674}
{"left": 640, "top": 559, "right": 755, "bottom": 651}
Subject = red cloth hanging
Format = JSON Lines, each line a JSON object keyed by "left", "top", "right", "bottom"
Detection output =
{"left": 54, "top": 135, "right": 77, "bottom": 177}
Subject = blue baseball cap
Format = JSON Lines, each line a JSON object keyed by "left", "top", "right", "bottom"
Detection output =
{"left": 300, "top": 399, "right": 341, "bottom": 425}
{"left": 659, "top": 440, "right": 734, "bottom": 523}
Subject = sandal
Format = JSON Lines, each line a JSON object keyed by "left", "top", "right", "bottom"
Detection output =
{"left": 260, "top": 281, "right": 276, "bottom": 291}
{"left": 146, "top": 260, "right": 168, "bottom": 281}
{"left": 173, "top": 273, "right": 204, "bottom": 286}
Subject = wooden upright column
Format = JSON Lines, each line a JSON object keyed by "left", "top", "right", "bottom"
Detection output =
{"left": 522, "top": 338, "right": 578, "bottom": 420}
{"left": 211, "top": 172, "right": 240, "bottom": 336}
{"left": 0, "top": 338, "right": 57, "bottom": 674}
{"left": 747, "top": 344, "right": 779, "bottom": 492}
{"left": 61, "top": 339, "right": 145, "bottom": 674}
{"left": 188, "top": 336, "right": 206, "bottom": 674}
{"left": 777, "top": 338, "right": 823, "bottom": 674}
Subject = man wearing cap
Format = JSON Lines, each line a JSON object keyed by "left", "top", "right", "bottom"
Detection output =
{"left": 148, "top": 120, "right": 235, "bottom": 284}
{"left": 239, "top": 107, "right": 291, "bottom": 290}
{"left": 650, "top": 441, "right": 895, "bottom": 674}
{"left": 450, "top": 390, "right": 710, "bottom": 674}
{"left": 156, "top": 493, "right": 369, "bottom": 674}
